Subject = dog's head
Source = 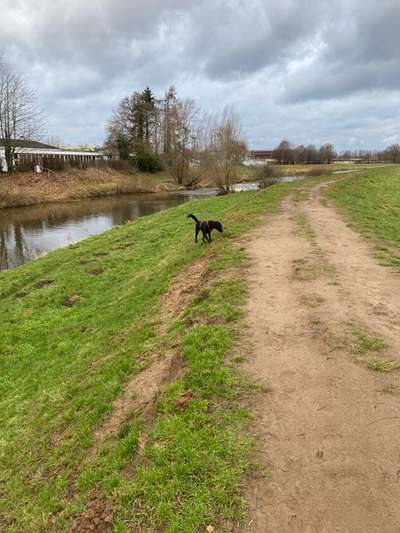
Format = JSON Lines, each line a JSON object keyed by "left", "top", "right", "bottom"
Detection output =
{"left": 214, "top": 221, "right": 223, "bottom": 233}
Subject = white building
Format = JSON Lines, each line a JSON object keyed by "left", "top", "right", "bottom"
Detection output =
{"left": 243, "top": 149, "right": 277, "bottom": 166}
{"left": 0, "top": 139, "right": 107, "bottom": 172}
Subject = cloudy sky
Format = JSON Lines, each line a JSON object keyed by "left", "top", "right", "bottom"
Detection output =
{"left": 1, "top": 0, "right": 399, "bottom": 151}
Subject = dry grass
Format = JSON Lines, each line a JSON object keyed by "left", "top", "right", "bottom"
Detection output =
{"left": 0, "top": 167, "right": 175, "bottom": 208}
{"left": 344, "top": 323, "right": 400, "bottom": 372}
{"left": 0, "top": 164, "right": 259, "bottom": 209}
{"left": 355, "top": 356, "right": 400, "bottom": 372}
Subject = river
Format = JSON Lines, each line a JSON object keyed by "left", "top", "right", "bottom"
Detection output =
{"left": 1, "top": 181, "right": 271, "bottom": 271}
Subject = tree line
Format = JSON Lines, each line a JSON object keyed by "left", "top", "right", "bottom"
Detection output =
{"left": 105, "top": 86, "right": 247, "bottom": 190}
{"left": 272, "top": 140, "right": 336, "bottom": 165}
{"left": 337, "top": 146, "right": 400, "bottom": 163}
{"left": 272, "top": 139, "right": 400, "bottom": 164}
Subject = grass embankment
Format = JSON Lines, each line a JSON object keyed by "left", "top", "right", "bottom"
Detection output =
{"left": 0, "top": 177, "right": 312, "bottom": 532}
{"left": 0, "top": 167, "right": 175, "bottom": 209}
{"left": 328, "top": 165, "right": 400, "bottom": 268}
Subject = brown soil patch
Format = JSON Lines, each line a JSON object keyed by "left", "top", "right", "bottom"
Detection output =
{"left": 15, "top": 291, "right": 28, "bottom": 298}
{"left": 158, "top": 256, "right": 209, "bottom": 334}
{"left": 90, "top": 350, "right": 184, "bottom": 456}
{"left": 88, "top": 268, "right": 104, "bottom": 276}
{"left": 173, "top": 389, "right": 196, "bottom": 410}
{"left": 33, "top": 279, "right": 54, "bottom": 289}
{"left": 70, "top": 490, "right": 113, "bottom": 533}
{"left": 63, "top": 294, "right": 81, "bottom": 307}
{"left": 299, "top": 293, "right": 325, "bottom": 308}
{"left": 243, "top": 183, "right": 400, "bottom": 532}
{"left": 93, "top": 251, "right": 108, "bottom": 257}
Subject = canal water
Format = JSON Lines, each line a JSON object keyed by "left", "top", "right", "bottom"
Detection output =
{"left": 0, "top": 181, "right": 268, "bottom": 271}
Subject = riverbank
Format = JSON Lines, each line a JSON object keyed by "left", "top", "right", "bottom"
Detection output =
{"left": 1, "top": 175, "right": 319, "bottom": 532}
{"left": 0, "top": 165, "right": 254, "bottom": 209}
{"left": 0, "top": 167, "right": 176, "bottom": 209}
{"left": 0, "top": 165, "right": 258, "bottom": 209}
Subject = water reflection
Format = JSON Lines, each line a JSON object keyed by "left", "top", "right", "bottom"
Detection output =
{"left": 0, "top": 192, "right": 197, "bottom": 270}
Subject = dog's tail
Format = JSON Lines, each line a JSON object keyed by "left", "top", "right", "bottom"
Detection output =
{"left": 187, "top": 214, "right": 199, "bottom": 223}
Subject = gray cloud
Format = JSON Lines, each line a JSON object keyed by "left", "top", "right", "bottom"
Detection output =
{"left": 189, "top": 0, "right": 330, "bottom": 79}
{"left": 282, "top": 0, "right": 400, "bottom": 102}
{"left": 0, "top": 0, "right": 399, "bottom": 149}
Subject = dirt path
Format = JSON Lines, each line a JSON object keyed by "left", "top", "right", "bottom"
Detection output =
{"left": 243, "top": 182, "right": 400, "bottom": 533}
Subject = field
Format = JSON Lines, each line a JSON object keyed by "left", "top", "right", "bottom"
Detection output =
{"left": 328, "top": 165, "right": 400, "bottom": 246}
{"left": 0, "top": 177, "right": 306, "bottom": 532}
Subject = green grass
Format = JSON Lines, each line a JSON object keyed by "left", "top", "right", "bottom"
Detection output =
{"left": 345, "top": 324, "right": 400, "bottom": 373}
{"left": 348, "top": 326, "right": 386, "bottom": 354}
{"left": 114, "top": 285, "right": 252, "bottom": 532}
{"left": 354, "top": 356, "right": 400, "bottom": 372}
{"left": 0, "top": 176, "right": 317, "bottom": 532}
{"left": 327, "top": 165, "right": 400, "bottom": 250}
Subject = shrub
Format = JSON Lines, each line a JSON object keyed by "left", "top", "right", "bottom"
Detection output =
{"left": 254, "top": 163, "right": 282, "bottom": 188}
{"left": 131, "top": 152, "right": 163, "bottom": 173}
{"left": 105, "top": 159, "right": 136, "bottom": 173}
{"left": 306, "top": 166, "right": 333, "bottom": 177}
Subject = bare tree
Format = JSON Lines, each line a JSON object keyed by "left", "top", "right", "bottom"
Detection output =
{"left": 201, "top": 107, "right": 247, "bottom": 193}
{"left": 46, "top": 136, "right": 64, "bottom": 148}
{"left": 162, "top": 85, "right": 177, "bottom": 158}
{"left": 0, "top": 55, "right": 44, "bottom": 172}
{"left": 166, "top": 98, "right": 202, "bottom": 185}
{"left": 273, "top": 140, "right": 294, "bottom": 164}
{"left": 105, "top": 94, "right": 139, "bottom": 159}
{"left": 319, "top": 143, "right": 336, "bottom": 164}
{"left": 386, "top": 144, "right": 400, "bottom": 163}
{"left": 273, "top": 140, "right": 336, "bottom": 164}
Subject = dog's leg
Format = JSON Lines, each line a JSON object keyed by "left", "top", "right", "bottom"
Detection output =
{"left": 195, "top": 226, "right": 199, "bottom": 243}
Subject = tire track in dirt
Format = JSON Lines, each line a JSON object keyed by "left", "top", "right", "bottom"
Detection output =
{"left": 89, "top": 350, "right": 183, "bottom": 456}
{"left": 74, "top": 257, "right": 210, "bottom": 532}
{"left": 243, "top": 183, "right": 400, "bottom": 533}
{"left": 89, "top": 256, "right": 209, "bottom": 455}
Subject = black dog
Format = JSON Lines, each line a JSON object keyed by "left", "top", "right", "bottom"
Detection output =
{"left": 187, "top": 214, "right": 223, "bottom": 243}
